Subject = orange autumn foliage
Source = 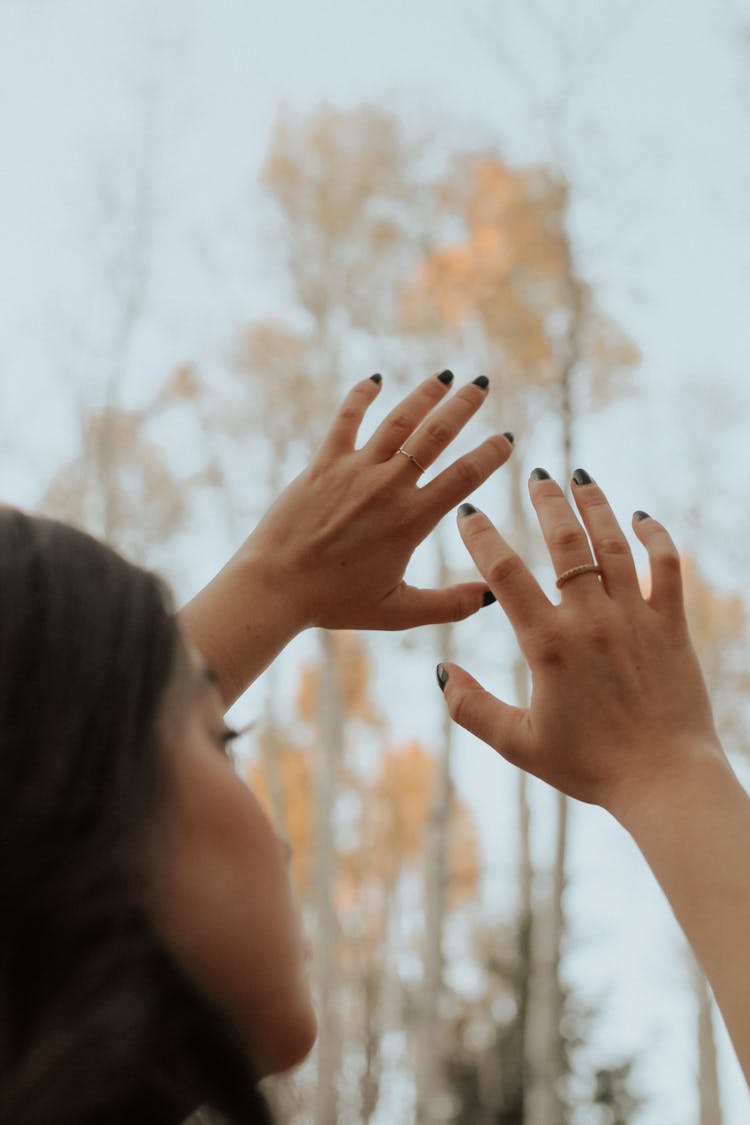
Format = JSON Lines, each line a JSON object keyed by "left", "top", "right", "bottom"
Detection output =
{"left": 402, "top": 155, "right": 639, "bottom": 408}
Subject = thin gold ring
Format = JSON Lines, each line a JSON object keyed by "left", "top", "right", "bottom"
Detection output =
{"left": 396, "top": 447, "right": 426, "bottom": 474}
{"left": 556, "top": 562, "right": 603, "bottom": 589}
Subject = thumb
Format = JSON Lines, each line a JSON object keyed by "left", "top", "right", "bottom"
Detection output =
{"left": 436, "top": 661, "right": 527, "bottom": 768}
{"left": 392, "top": 581, "right": 496, "bottom": 627}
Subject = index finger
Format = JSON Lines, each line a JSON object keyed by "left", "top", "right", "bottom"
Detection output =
{"left": 457, "top": 504, "right": 554, "bottom": 638}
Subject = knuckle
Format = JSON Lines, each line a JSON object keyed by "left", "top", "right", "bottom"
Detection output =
{"left": 388, "top": 412, "right": 414, "bottom": 439}
{"left": 455, "top": 384, "right": 481, "bottom": 407}
{"left": 549, "top": 522, "right": 585, "bottom": 553}
{"left": 451, "top": 686, "right": 480, "bottom": 729}
{"left": 453, "top": 456, "right": 482, "bottom": 491}
{"left": 531, "top": 624, "right": 565, "bottom": 665}
{"left": 485, "top": 433, "right": 512, "bottom": 463}
{"left": 449, "top": 594, "right": 472, "bottom": 623}
{"left": 653, "top": 547, "right": 681, "bottom": 575}
{"left": 532, "top": 478, "right": 562, "bottom": 499}
{"left": 596, "top": 535, "right": 630, "bottom": 559}
{"left": 423, "top": 418, "right": 452, "bottom": 447}
{"left": 580, "top": 489, "right": 608, "bottom": 510}
{"left": 338, "top": 403, "right": 362, "bottom": 425}
{"left": 485, "top": 551, "right": 521, "bottom": 588}
{"left": 584, "top": 615, "right": 613, "bottom": 649}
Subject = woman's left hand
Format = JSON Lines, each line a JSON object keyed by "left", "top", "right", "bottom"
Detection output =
{"left": 243, "top": 371, "right": 514, "bottom": 631}
{"left": 181, "top": 371, "right": 513, "bottom": 704}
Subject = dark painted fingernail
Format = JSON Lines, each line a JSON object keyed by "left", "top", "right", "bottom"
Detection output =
{"left": 530, "top": 467, "right": 550, "bottom": 481}
{"left": 436, "top": 663, "right": 449, "bottom": 692}
{"left": 482, "top": 590, "right": 496, "bottom": 607}
{"left": 503, "top": 431, "right": 514, "bottom": 444}
{"left": 458, "top": 502, "right": 478, "bottom": 518}
{"left": 438, "top": 369, "right": 454, "bottom": 385}
{"left": 634, "top": 510, "right": 650, "bottom": 521}
{"left": 472, "top": 375, "right": 489, "bottom": 389}
{"left": 572, "top": 468, "right": 593, "bottom": 486}
{"left": 369, "top": 373, "right": 382, "bottom": 384}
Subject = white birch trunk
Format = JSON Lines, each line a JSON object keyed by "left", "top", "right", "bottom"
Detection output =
{"left": 694, "top": 959, "right": 723, "bottom": 1125}
{"left": 415, "top": 541, "right": 454, "bottom": 1125}
{"left": 312, "top": 629, "right": 342, "bottom": 1125}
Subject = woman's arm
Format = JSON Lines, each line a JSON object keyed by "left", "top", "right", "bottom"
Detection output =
{"left": 615, "top": 744, "right": 750, "bottom": 1086}
{"left": 180, "top": 372, "right": 514, "bottom": 706}
{"left": 438, "top": 471, "right": 750, "bottom": 1087}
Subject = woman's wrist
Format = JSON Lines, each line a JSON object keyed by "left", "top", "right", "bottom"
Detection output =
{"left": 180, "top": 544, "right": 308, "bottom": 706}
{"left": 608, "top": 735, "right": 737, "bottom": 840}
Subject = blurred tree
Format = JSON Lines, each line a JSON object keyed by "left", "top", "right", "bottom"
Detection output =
{"left": 38, "top": 367, "right": 217, "bottom": 560}
{"left": 80, "top": 70, "right": 164, "bottom": 544}
{"left": 592, "top": 1059, "right": 644, "bottom": 1125}
{"left": 680, "top": 556, "right": 750, "bottom": 1125}
{"left": 444, "top": 918, "right": 643, "bottom": 1125}
{"left": 261, "top": 104, "right": 420, "bottom": 342}
{"left": 253, "top": 104, "right": 434, "bottom": 1124}
{"left": 402, "top": 149, "right": 638, "bottom": 1122}
{"left": 227, "top": 318, "right": 323, "bottom": 845}
{"left": 682, "top": 557, "right": 750, "bottom": 764}
{"left": 248, "top": 631, "right": 482, "bottom": 1123}
{"left": 467, "top": 5, "right": 650, "bottom": 1117}
{"left": 239, "top": 100, "right": 641, "bottom": 1122}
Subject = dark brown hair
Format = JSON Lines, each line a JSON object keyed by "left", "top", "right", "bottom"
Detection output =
{"left": 0, "top": 511, "right": 272, "bottom": 1124}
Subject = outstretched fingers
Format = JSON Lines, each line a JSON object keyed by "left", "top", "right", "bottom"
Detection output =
{"left": 456, "top": 504, "right": 554, "bottom": 639}
{"left": 391, "top": 375, "right": 492, "bottom": 473}
{"left": 632, "top": 511, "right": 686, "bottom": 621}
{"left": 419, "top": 432, "right": 514, "bottom": 523}
{"left": 318, "top": 374, "right": 384, "bottom": 458}
{"left": 569, "top": 471, "right": 640, "bottom": 595}
{"left": 527, "top": 470, "right": 597, "bottom": 596}
{"left": 437, "top": 661, "right": 528, "bottom": 768}
{"left": 364, "top": 370, "right": 454, "bottom": 462}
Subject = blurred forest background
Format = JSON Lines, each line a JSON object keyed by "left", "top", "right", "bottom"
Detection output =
{"left": 2, "top": 1, "right": 750, "bottom": 1122}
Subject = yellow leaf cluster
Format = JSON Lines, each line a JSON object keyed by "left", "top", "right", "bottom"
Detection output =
{"left": 296, "top": 632, "right": 381, "bottom": 730}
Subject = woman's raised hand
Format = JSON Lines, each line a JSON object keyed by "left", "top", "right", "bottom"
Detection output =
{"left": 245, "top": 371, "right": 514, "bottom": 631}
{"left": 439, "top": 469, "right": 750, "bottom": 1089}
{"left": 438, "top": 468, "right": 723, "bottom": 823}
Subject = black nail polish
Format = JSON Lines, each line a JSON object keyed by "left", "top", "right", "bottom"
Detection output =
{"left": 438, "top": 369, "right": 454, "bottom": 385}
{"left": 503, "top": 431, "right": 514, "bottom": 445}
{"left": 482, "top": 590, "right": 496, "bottom": 607}
{"left": 634, "top": 510, "right": 650, "bottom": 521}
{"left": 572, "top": 468, "right": 593, "bottom": 486}
{"left": 369, "top": 373, "right": 382, "bottom": 384}
{"left": 436, "top": 663, "right": 449, "bottom": 692}
{"left": 458, "top": 502, "right": 478, "bottom": 518}
{"left": 530, "top": 467, "right": 551, "bottom": 481}
{"left": 472, "top": 375, "right": 489, "bottom": 389}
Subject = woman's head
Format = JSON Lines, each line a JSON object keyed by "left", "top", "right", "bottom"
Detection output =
{"left": 151, "top": 645, "right": 316, "bottom": 1080}
{"left": 0, "top": 509, "right": 315, "bottom": 1124}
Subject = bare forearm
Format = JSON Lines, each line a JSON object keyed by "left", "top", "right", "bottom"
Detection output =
{"left": 615, "top": 745, "right": 750, "bottom": 1087}
{"left": 179, "top": 545, "right": 303, "bottom": 707}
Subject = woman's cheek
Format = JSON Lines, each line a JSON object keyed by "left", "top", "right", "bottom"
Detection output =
{"left": 154, "top": 740, "right": 316, "bottom": 1074}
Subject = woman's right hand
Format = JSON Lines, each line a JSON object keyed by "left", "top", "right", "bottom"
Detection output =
{"left": 441, "top": 470, "right": 750, "bottom": 1091}
{"left": 438, "top": 468, "right": 724, "bottom": 824}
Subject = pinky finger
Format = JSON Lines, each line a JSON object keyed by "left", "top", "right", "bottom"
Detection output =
{"left": 318, "top": 374, "right": 383, "bottom": 458}
{"left": 632, "top": 511, "right": 685, "bottom": 620}
{"left": 437, "top": 661, "right": 528, "bottom": 769}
